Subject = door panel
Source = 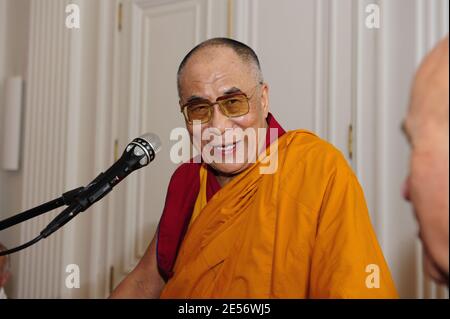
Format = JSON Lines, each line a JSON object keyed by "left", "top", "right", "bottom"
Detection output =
{"left": 111, "top": 0, "right": 228, "bottom": 288}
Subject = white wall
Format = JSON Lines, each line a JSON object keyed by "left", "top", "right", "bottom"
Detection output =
{"left": 0, "top": 0, "right": 30, "bottom": 298}
{"left": 0, "top": 0, "right": 103, "bottom": 298}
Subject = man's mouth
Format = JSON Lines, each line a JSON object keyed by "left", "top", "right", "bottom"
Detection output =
{"left": 212, "top": 140, "right": 242, "bottom": 155}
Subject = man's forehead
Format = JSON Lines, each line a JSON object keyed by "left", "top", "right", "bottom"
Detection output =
{"left": 413, "top": 38, "right": 448, "bottom": 95}
{"left": 183, "top": 68, "right": 245, "bottom": 88}
{"left": 180, "top": 65, "right": 253, "bottom": 98}
{"left": 408, "top": 38, "right": 449, "bottom": 121}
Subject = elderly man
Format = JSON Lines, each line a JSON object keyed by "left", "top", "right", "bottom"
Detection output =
{"left": 111, "top": 38, "right": 397, "bottom": 298}
{"left": 402, "top": 36, "right": 449, "bottom": 286}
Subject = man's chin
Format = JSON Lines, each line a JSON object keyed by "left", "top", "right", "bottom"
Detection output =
{"left": 423, "top": 250, "right": 449, "bottom": 286}
{"left": 426, "top": 267, "right": 449, "bottom": 286}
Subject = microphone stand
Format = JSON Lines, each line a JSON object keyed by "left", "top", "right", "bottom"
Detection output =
{"left": 0, "top": 133, "right": 160, "bottom": 256}
{"left": 0, "top": 186, "right": 85, "bottom": 256}
{"left": 0, "top": 187, "right": 84, "bottom": 231}
{"left": 0, "top": 168, "right": 127, "bottom": 256}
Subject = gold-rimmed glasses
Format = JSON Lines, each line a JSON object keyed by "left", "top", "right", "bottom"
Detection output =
{"left": 180, "top": 84, "right": 261, "bottom": 124}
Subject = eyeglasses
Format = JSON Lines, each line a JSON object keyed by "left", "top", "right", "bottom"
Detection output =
{"left": 180, "top": 84, "right": 261, "bottom": 124}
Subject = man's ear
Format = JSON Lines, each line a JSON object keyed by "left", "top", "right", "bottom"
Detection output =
{"left": 260, "top": 83, "right": 269, "bottom": 119}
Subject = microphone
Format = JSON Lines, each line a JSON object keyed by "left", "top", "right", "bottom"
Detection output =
{"left": 40, "top": 133, "right": 162, "bottom": 238}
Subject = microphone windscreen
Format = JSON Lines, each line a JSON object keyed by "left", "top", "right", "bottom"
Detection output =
{"left": 140, "top": 133, "right": 162, "bottom": 154}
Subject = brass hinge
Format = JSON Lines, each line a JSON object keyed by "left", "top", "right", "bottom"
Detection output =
{"left": 118, "top": 2, "right": 123, "bottom": 32}
{"left": 348, "top": 124, "right": 353, "bottom": 160}
{"left": 114, "top": 139, "right": 119, "bottom": 161}
{"left": 109, "top": 265, "right": 115, "bottom": 294}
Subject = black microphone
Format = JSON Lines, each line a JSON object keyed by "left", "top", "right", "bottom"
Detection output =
{"left": 40, "top": 133, "right": 162, "bottom": 238}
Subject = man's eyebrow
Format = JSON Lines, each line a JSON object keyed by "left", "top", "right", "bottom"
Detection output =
{"left": 223, "top": 87, "right": 243, "bottom": 95}
{"left": 185, "top": 87, "right": 243, "bottom": 103}
{"left": 186, "top": 95, "right": 206, "bottom": 103}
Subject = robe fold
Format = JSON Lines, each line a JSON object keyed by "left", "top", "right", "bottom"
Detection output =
{"left": 156, "top": 113, "right": 285, "bottom": 281}
{"left": 157, "top": 116, "right": 398, "bottom": 298}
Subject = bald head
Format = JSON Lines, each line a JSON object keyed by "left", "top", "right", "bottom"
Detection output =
{"left": 408, "top": 36, "right": 449, "bottom": 137}
{"left": 402, "top": 35, "right": 449, "bottom": 285}
{"left": 177, "top": 38, "right": 264, "bottom": 98}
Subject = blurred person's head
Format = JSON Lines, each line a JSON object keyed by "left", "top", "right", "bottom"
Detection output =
{"left": 0, "top": 243, "right": 11, "bottom": 288}
{"left": 402, "top": 35, "right": 449, "bottom": 285}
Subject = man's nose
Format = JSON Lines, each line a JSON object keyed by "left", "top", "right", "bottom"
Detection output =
{"left": 210, "top": 105, "right": 232, "bottom": 134}
{"left": 403, "top": 175, "right": 411, "bottom": 201}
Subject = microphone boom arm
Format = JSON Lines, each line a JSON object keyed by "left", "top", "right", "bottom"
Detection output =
{"left": 0, "top": 133, "right": 161, "bottom": 256}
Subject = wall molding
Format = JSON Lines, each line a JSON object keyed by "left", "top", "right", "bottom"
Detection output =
{"left": 0, "top": 0, "right": 5, "bottom": 85}
{"left": 313, "top": 0, "right": 328, "bottom": 140}
{"left": 232, "top": 0, "right": 258, "bottom": 49}
{"left": 88, "top": 0, "right": 116, "bottom": 298}
{"left": 18, "top": 0, "right": 73, "bottom": 298}
{"left": 123, "top": 0, "right": 211, "bottom": 273}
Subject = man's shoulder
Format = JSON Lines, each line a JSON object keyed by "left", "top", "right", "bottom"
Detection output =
{"left": 276, "top": 130, "right": 356, "bottom": 212}
{"left": 282, "top": 129, "right": 347, "bottom": 169}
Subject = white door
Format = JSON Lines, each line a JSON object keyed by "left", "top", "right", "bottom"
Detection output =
{"left": 108, "top": 0, "right": 229, "bottom": 292}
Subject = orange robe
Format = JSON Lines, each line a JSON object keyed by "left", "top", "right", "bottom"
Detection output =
{"left": 160, "top": 130, "right": 398, "bottom": 298}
